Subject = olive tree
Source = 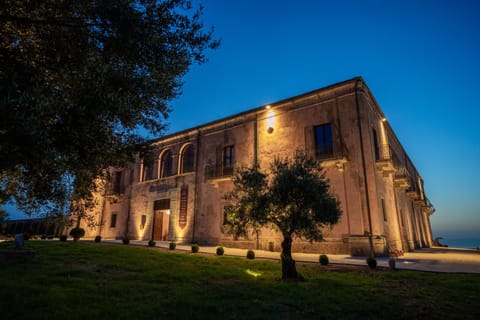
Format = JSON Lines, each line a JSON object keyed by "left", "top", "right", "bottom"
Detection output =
{"left": 224, "top": 152, "right": 341, "bottom": 280}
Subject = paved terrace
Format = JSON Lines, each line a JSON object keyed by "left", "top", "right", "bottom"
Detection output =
{"left": 103, "top": 240, "right": 480, "bottom": 274}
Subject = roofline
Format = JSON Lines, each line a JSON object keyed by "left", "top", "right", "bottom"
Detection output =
{"left": 149, "top": 76, "right": 364, "bottom": 144}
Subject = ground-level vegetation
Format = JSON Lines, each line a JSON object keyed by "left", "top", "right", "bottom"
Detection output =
{"left": 0, "top": 241, "right": 478, "bottom": 320}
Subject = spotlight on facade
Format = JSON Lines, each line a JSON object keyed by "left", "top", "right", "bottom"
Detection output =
{"left": 266, "top": 110, "right": 275, "bottom": 134}
{"left": 381, "top": 117, "right": 387, "bottom": 122}
{"left": 266, "top": 105, "right": 271, "bottom": 109}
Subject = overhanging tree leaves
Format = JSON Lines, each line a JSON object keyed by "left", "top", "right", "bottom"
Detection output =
{"left": 0, "top": 0, "right": 219, "bottom": 215}
{"left": 224, "top": 152, "right": 341, "bottom": 280}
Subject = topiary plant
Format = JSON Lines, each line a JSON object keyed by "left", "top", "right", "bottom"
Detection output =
{"left": 246, "top": 249, "right": 255, "bottom": 260}
{"left": 191, "top": 243, "right": 199, "bottom": 253}
{"left": 122, "top": 237, "right": 130, "bottom": 245}
{"left": 366, "top": 256, "right": 377, "bottom": 269}
{"left": 148, "top": 240, "right": 156, "bottom": 247}
{"left": 69, "top": 228, "right": 85, "bottom": 241}
{"left": 94, "top": 235, "right": 102, "bottom": 243}
{"left": 169, "top": 242, "right": 176, "bottom": 250}
{"left": 319, "top": 254, "right": 329, "bottom": 266}
{"left": 216, "top": 246, "right": 224, "bottom": 256}
{"left": 59, "top": 235, "right": 67, "bottom": 242}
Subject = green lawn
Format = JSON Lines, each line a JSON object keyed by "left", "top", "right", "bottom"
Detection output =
{"left": 0, "top": 241, "right": 479, "bottom": 320}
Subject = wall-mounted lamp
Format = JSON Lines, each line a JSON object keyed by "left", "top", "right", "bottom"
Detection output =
{"left": 266, "top": 110, "right": 275, "bottom": 134}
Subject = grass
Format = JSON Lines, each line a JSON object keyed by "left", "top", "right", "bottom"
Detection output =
{"left": 1, "top": 241, "right": 479, "bottom": 320}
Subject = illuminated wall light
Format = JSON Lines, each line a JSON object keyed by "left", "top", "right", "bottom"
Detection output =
{"left": 266, "top": 110, "right": 275, "bottom": 134}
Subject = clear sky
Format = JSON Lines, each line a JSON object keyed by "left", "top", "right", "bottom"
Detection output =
{"left": 5, "top": 0, "right": 480, "bottom": 240}
{"left": 165, "top": 0, "right": 480, "bottom": 239}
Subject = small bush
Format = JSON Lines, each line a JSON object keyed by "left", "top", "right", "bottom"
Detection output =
{"left": 59, "top": 235, "right": 67, "bottom": 242}
{"left": 148, "top": 240, "right": 156, "bottom": 247}
{"left": 41, "top": 234, "right": 47, "bottom": 240}
{"left": 169, "top": 242, "right": 176, "bottom": 250}
{"left": 319, "top": 254, "right": 329, "bottom": 266}
{"left": 47, "top": 235, "right": 54, "bottom": 239}
{"left": 69, "top": 228, "right": 85, "bottom": 240}
{"left": 268, "top": 242, "right": 275, "bottom": 252}
{"left": 23, "top": 232, "right": 31, "bottom": 240}
{"left": 191, "top": 243, "right": 199, "bottom": 253}
{"left": 122, "top": 237, "right": 130, "bottom": 245}
{"left": 94, "top": 235, "right": 102, "bottom": 243}
{"left": 366, "top": 256, "right": 377, "bottom": 269}
{"left": 216, "top": 246, "right": 224, "bottom": 256}
{"left": 246, "top": 250, "right": 255, "bottom": 260}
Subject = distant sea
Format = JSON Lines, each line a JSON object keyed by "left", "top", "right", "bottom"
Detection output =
{"left": 439, "top": 237, "right": 480, "bottom": 249}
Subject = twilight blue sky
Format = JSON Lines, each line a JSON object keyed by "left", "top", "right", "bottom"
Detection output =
{"left": 5, "top": 1, "right": 480, "bottom": 240}
{"left": 165, "top": 0, "right": 480, "bottom": 239}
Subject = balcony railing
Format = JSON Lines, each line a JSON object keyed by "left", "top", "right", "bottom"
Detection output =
{"left": 104, "top": 182, "right": 124, "bottom": 196}
{"left": 305, "top": 145, "right": 348, "bottom": 161}
{"left": 205, "top": 164, "right": 234, "bottom": 180}
{"left": 393, "top": 167, "right": 412, "bottom": 189}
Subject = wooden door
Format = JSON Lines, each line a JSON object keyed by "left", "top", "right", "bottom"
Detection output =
{"left": 152, "top": 211, "right": 164, "bottom": 241}
{"left": 152, "top": 210, "right": 169, "bottom": 241}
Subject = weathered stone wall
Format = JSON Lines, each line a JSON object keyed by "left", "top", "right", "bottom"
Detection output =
{"left": 74, "top": 78, "right": 433, "bottom": 256}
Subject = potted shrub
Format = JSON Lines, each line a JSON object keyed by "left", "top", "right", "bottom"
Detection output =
{"left": 69, "top": 228, "right": 85, "bottom": 242}
{"left": 216, "top": 246, "right": 224, "bottom": 256}
{"left": 366, "top": 256, "right": 377, "bottom": 269}
{"left": 59, "top": 235, "right": 67, "bottom": 242}
{"left": 122, "top": 237, "right": 130, "bottom": 245}
{"left": 246, "top": 250, "right": 255, "bottom": 260}
{"left": 191, "top": 243, "right": 199, "bottom": 253}
{"left": 94, "top": 235, "right": 102, "bottom": 243}
{"left": 169, "top": 242, "right": 176, "bottom": 250}
{"left": 319, "top": 254, "right": 329, "bottom": 266}
{"left": 148, "top": 240, "right": 156, "bottom": 247}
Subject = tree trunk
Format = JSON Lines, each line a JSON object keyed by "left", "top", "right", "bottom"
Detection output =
{"left": 281, "top": 235, "right": 298, "bottom": 280}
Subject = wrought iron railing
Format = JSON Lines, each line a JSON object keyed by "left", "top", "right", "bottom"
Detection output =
{"left": 305, "top": 145, "right": 348, "bottom": 161}
{"left": 205, "top": 164, "right": 234, "bottom": 180}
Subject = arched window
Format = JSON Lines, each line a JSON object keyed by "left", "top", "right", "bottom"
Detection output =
{"left": 180, "top": 144, "right": 194, "bottom": 174}
{"left": 160, "top": 150, "right": 173, "bottom": 178}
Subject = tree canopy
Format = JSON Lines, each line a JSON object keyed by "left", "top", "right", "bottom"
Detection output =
{"left": 0, "top": 0, "right": 219, "bottom": 214}
{"left": 224, "top": 153, "right": 342, "bottom": 280}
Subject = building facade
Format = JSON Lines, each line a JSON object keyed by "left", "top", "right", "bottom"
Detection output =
{"left": 75, "top": 77, "right": 434, "bottom": 256}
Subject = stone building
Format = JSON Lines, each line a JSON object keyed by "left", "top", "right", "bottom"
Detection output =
{"left": 75, "top": 77, "right": 434, "bottom": 256}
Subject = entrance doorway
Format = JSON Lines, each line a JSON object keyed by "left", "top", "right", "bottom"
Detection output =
{"left": 152, "top": 199, "right": 170, "bottom": 241}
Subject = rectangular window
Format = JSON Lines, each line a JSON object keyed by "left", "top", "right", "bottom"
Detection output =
{"left": 112, "top": 171, "right": 122, "bottom": 194}
{"left": 381, "top": 199, "right": 387, "bottom": 222}
{"left": 110, "top": 212, "right": 117, "bottom": 228}
{"left": 314, "top": 124, "right": 333, "bottom": 158}
{"left": 223, "top": 146, "right": 234, "bottom": 176}
{"left": 372, "top": 128, "right": 380, "bottom": 161}
{"left": 140, "top": 215, "right": 147, "bottom": 229}
{"left": 223, "top": 146, "right": 234, "bottom": 168}
{"left": 400, "top": 209, "right": 404, "bottom": 227}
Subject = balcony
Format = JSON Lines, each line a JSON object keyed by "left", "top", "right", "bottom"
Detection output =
{"left": 205, "top": 164, "right": 234, "bottom": 180}
{"left": 421, "top": 197, "right": 435, "bottom": 215}
{"left": 406, "top": 188, "right": 420, "bottom": 200}
{"left": 393, "top": 167, "right": 412, "bottom": 190}
{"left": 305, "top": 146, "right": 348, "bottom": 171}
{"left": 375, "top": 144, "right": 396, "bottom": 176}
